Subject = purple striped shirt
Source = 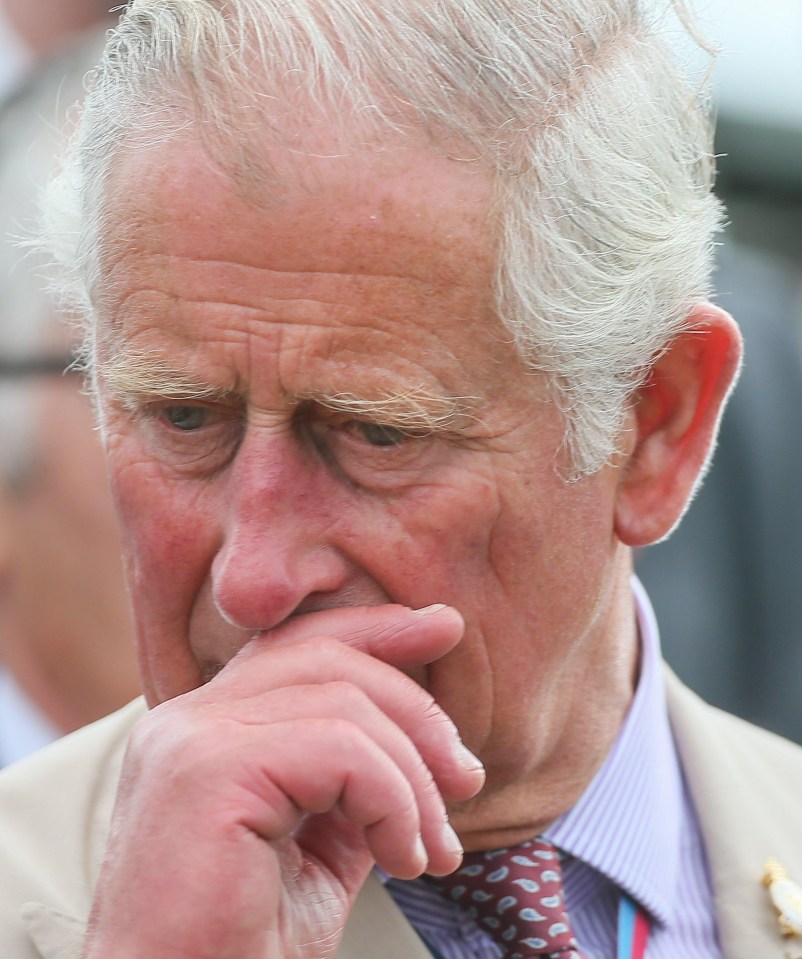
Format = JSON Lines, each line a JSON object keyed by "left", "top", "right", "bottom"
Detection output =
{"left": 384, "top": 577, "right": 722, "bottom": 958}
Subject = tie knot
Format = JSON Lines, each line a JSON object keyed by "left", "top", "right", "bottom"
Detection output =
{"left": 425, "top": 838, "right": 585, "bottom": 959}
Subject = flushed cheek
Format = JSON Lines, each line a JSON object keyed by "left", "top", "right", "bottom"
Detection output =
{"left": 332, "top": 478, "right": 500, "bottom": 687}
{"left": 347, "top": 475, "right": 503, "bottom": 606}
{"left": 106, "top": 441, "right": 222, "bottom": 702}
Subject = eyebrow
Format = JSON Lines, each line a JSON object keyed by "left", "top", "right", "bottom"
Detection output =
{"left": 99, "top": 349, "right": 478, "bottom": 433}
{"left": 99, "top": 351, "right": 234, "bottom": 405}
{"left": 305, "top": 388, "right": 478, "bottom": 434}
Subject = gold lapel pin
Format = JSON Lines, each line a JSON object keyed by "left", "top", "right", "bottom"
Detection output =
{"left": 763, "top": 859, "right": 802, "bottom": 938}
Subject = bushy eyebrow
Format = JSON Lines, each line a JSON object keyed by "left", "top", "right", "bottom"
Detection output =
{"left": 98, "top": 348, "right": 479, "bottom": 433}
{"left": 305, "top": 388, "right": 478, "bottom": 434}
{"left": 98, "top": 350, "right": 234, "bottom": 406}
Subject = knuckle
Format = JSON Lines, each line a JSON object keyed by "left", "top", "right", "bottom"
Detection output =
{"left": 318, "top": 679, "right": 371, "bottom": 712}
{"left": 302, "top": 634, "right": 354, "bottom": 659}
{"left": 320, "top": 715, "right": 364, "bottom": 744}
{"left": 390, "top": 794, "right": 420, "bottom": 825}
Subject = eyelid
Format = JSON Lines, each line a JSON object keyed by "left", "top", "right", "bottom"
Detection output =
{"left": 343, "top": 420, "right": 411, "bottom": 446}
{"left": 334, "top": 413, "right": 430, "bottom": 438}
{"left": 308, "top": 405, "right": 471, "bottom": 444}
{"left": 124, "top": 397, "right": 244, "bottom": 478}
{"left": 121, "top": 393, "right": 239, "bottom": 420}
{"left": 158, "top": 402, "right": 224, "bottom": 428}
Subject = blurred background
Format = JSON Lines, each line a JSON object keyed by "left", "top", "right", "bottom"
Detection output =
{"left": 638, "top": 0, "right": 802, "bottom": 743}
{"left": 701, "top": 0, "right": 802, "bottom": 264}
{"left": 0, "top": 1, "right": 139, "bottom": 770}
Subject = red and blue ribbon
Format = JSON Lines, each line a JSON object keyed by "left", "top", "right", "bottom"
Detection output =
{"left": 617, "top": 895, "right": 650, "bottom": 959}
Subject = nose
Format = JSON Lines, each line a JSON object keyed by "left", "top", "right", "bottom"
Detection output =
{"left": 211, "top": 428, "right": 350, "bottom": 631}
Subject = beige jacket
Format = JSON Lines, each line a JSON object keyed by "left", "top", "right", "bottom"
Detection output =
{"left": 1, "top": 671, "right": 801, "bottom": 959}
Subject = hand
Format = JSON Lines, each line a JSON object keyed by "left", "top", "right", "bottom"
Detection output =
{"left": 82, "top": 604, "right": 485, "bottom": 959}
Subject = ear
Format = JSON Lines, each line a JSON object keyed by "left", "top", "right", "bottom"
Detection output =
{"left": 614, "top": 304, "right": 742, "bottom": 547}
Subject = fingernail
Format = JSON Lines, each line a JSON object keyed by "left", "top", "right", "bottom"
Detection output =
{"left": 412, "top": 833, "right": 428, "bottom": 869}
{"left": 413, "top": 603, "right": 447, "bottom": 616}
{"left": 455, "top": 740, "right": 485, "bottom": 774}
{"left": 442, "top": 821, "right": 463, "bottom": 857}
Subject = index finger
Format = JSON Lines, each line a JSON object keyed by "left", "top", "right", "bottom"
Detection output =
{"left": 249, "top": 602, "right": 465, "bottom": 670}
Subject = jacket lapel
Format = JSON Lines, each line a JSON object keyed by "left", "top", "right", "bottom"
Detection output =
{"left": 22, "top": 904, "right": 84, "bottom": 959}
{"left": 20, "top": 704, "right": 133, "bottom": 959}
{"left": 666, "top": 669, "right": 802, "bottom": 959}
{"left": 23, "top": 873, "right": 432, "bottom": 959}
{"left": 337, "top": 872, "right": 435, "bottom": 959}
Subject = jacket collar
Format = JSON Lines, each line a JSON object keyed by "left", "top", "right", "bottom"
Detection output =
{"left": 665, "top": 668, "right": 802, "bottom": 959}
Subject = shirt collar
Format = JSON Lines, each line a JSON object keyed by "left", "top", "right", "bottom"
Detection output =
{"left": 543, "top": 574, "right": 683, "bottom": 927}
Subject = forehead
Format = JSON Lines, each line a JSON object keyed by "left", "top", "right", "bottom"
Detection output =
{"left": 104, "top": 128, "right": 492, "bottom": 264}
{"left": 95, "top": 132, "right": 520, "bottom": 407}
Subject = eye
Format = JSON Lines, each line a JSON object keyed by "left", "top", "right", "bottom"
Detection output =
{"left": 150, "top": 402, "right": 242, "bottom": 473}
{"left": 346, "top": 421, "right": 408, "bottom": 447}
{"left": 161, "top": 405, "right": 209, "bottom": 431}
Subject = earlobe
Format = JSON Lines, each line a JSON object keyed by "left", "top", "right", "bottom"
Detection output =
{"left": 614, "top": 304, "right": 742, "bottom": 547}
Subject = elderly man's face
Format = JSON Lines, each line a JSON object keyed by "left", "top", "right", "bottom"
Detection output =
{"left": 97, "top": 135, "right": 631, "bottom": 830}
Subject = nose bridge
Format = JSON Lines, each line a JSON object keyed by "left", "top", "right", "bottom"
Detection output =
{"left": 230, "top": 423, "right": 319, "bottom": 527}
{"left": 211, "top": 426, "right": 344, "bottom": 630}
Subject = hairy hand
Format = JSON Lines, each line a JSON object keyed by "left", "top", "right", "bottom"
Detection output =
{"left": 82, "top": 604, "right": 484, "bottom": 959}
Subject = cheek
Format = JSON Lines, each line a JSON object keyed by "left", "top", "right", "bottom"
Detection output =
{"left": 111, "top": 462, "right": 212, "bottom": 590}
{"left": 473, "top": 470, "right": 619, "bottom": 680}
{"left": 106, "top": 432, "right": 222, "bottom": 700}
{"left": 491, "top": 474, "right": 616, "bottom": 605}
{"left": 365, "top": 468, "right": 620, "bottom": 752}
{"left": 336, "top": 474, "right": 504, "bottom": 606}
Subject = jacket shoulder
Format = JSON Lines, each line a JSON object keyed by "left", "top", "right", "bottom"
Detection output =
{"left": 0, "top": 699, "right": 146, "bottom": 957}
{"left": 667, "top": 669, "right": 802, "bottom": 791}
{"left": 666, "top": 669, "right": 802, "bottom": 959}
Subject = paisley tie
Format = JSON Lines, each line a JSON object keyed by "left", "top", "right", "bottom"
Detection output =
{"left": 425, "top": 838, "right": 587, "bottom": 959}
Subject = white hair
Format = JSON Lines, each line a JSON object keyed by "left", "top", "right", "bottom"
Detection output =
{"left": 41, "top": 0, "right": 723, "bottom": 476}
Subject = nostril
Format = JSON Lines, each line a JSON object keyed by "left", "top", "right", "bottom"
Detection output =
{"left": 210, "top": 535, "right": 353, "bottom": 633}
{"left": 211, "top": 571, "right": 301, "bottom": 632}
{"left": 209, "top": 539, "right": 298, "bottom": 631}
